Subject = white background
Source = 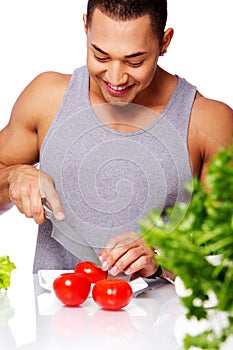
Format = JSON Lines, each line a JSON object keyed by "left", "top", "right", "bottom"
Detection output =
{"left": 0, "top": 0, "right": 232, "bottom": 271}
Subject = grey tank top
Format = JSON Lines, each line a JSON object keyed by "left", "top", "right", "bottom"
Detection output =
{"left": 33, "top": 65, "right": 196, "bottom": 272}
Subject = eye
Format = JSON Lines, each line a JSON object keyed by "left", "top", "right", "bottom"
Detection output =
{"left": 94, "top": 54, "right": 109, "bottom": 62}
{"left": 126, "top": 61, "right": 144, "bottom": 67}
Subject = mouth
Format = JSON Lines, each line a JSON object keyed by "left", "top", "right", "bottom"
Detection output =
{"left": 104, "top": 81, "right": 133, "bottom": 97}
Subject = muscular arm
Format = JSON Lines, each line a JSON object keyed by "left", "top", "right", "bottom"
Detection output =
{"left": 189, "top": 95, "right": 233, "bottom": 182}
{"left": 0, "top": 90, "right": 40, "bottom": 212}
{"left": 0, "top": 72, "right": 70, "bottom": 222}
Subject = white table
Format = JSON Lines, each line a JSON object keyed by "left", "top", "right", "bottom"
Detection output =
{"left": 1, "top": 271, "right": 232, "bottom": 350}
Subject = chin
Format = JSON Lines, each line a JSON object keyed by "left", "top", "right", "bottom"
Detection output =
{"left": 108, "top": 100, "right": 132, "bottom": 107}
{"left": 101, "top": 90, "right": 138, "bottom": 105}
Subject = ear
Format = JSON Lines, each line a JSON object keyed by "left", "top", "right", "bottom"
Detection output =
{"left": 83, "top": 14, "right": 88, "bottom": 33}
{"left": 160, "top": 28, "right": 174, "bottom": 54}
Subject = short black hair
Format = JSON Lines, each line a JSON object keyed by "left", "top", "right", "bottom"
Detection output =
{"left": 86, "top": 0, "right": 167, "bottom": 41}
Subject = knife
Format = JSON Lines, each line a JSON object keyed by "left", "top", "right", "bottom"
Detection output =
{"left": 42, "top": 199, "right": 101, "bottom": 266}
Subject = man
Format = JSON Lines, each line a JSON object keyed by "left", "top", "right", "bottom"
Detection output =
{"left": 0, "top": 0, "right": 232, "bottom": 279}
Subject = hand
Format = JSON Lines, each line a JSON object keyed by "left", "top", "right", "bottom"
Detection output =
{"left": 8, "top": 165, "right": 64, "bottom": 224}
{"left": 98, "top": 231, "right": 158, "bottom": 278}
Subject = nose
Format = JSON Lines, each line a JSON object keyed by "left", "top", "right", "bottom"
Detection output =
{"left": 106, "top": 61, "right": 128, "bottom": 86}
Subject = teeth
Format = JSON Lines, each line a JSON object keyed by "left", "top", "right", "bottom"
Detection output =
{"left": 108, "top": 83, "right": 128, "bottom": 91}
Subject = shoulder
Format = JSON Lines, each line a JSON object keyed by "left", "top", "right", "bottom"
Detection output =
{"left": 11, "top": 71, "right": 72, "bottom": 126}
{"left": 16, "top": 71, "right": 72, "bottom": 103}
{"left": 193, "top": 92, "right": 232, "bottom": 119}
{"left": 191, "top": 93, "right": 233, "bottom": 146}
{"left": 35, "top": 70, "right": 71, "bottom": 85}
{"left": 22, "top": 71, "right": 72, "bottom": 102}
{"left": 189, "top": 92, "right": 233, "bottom": 180}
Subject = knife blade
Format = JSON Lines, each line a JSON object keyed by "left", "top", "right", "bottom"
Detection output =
{"left": 42, "top": 200, "right": 101, "bottom": 266}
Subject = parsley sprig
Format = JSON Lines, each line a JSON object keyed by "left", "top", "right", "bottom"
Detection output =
{"left": 140, "top": 144, "right": 233, "bottom": 349}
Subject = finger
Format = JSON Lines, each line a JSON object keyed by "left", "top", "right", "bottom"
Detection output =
{"left": 20, "top": 191, "right": 42, "bottom": 224}
{"left": 109, "top": 245, "right": 146, "bottom": 276}
{"left": 21, "top": 194, "right": 33, "bottom": 218}
{"left": 100, "top": 231, "right": 140, "bottom": 257}
{"left": 124, "top": 253, "right": 156, "bottom": 277}
{"left": 13, "top": 176, "right": 44, "bottom": 224}
{"left": 40, "top": 171, "right": 65, "bottom": 220}
{"left": 99, "top": 248, "right": 125, "bottom": 271}
{"left": 98, "top": 235, "right": 123, "bottom": 269}
{"left": 44, "top": 190, "right": 65, "bottom": 220}
{"left": 9, "top": 184, "right": 24, "bottom": 213}
{"left": 99, "top": 232, "right": 140, "bottom": 270}
{"left": 29, "top": 190, "right": 46, "bottom": 224}
{"left": 11, "top": 183, "right": 32, "bottom": 218}
{"left": 101, "top": 236, "right": 148, "bottom": 273}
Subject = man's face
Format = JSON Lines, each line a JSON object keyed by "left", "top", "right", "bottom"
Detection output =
{"left": 85, "top": 9, "right": 161, "bottom": 104}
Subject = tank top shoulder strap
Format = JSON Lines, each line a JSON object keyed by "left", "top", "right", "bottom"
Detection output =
{"left": 162, "top": 76, "right": 197, "bottom": 140}
{"left": 40, "top": 66, "right": 90, "bottom": 156}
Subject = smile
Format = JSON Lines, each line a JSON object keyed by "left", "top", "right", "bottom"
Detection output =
{"left": 104, "top": 80, "right": 133, "bottom": 97}
{"left": 107, "top": 83, "right": 128, "bottom": 91}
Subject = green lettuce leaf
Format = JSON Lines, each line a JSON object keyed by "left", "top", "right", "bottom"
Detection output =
{"left": 0, "top": 256, "right": 16, "bottom": 290}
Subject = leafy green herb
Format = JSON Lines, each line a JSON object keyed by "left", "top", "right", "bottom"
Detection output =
{"left": 139, "top": 144, "right": 233, "bottom": 349}
{"left": 0, "top": 256, "right": 16, "bottom": 290}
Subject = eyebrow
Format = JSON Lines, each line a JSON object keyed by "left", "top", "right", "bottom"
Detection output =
{"left": 91, "top": 44, "right": 147, "bottom": 58}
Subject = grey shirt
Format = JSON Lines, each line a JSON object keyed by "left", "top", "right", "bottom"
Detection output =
{"left": 33, "top": 66, "right": 196, "bottom": 272}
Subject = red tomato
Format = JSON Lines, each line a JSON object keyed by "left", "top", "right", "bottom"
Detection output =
{"left": 53, "top": 273, "right": 91, "bottom": 306}
{"left": 74, "top": 261, "right": 108, "bottom": 283}
{"left": 92, "top": 279, "right": 133, "bottom": 310}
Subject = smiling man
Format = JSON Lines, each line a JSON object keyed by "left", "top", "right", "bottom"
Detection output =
{"left": 85, "top": 7, "right": 171, "bottom": 106}
{"left": 0, "top": 0, "right": 232, "bottom": 279}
